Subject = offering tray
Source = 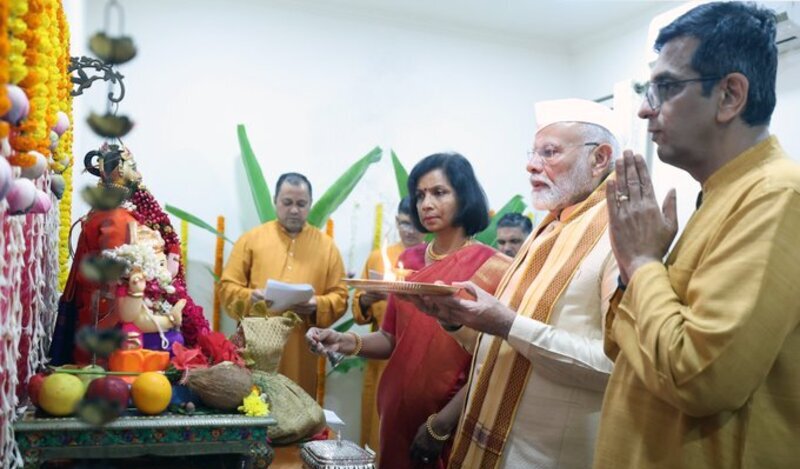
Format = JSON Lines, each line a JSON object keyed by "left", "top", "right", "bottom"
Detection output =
{"left": 345, "top": 279, "right": 458, "bottom": 296}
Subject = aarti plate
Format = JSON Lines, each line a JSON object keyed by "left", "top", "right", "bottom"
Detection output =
{"left": 344, "top": 279, "right": 458, "bottom": 296}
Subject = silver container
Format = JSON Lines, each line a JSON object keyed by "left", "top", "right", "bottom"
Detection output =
{"left": 300, "top": 439, "right": 376, "bottom": 469}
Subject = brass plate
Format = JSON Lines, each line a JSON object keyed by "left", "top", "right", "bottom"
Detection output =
{"left": 344, "top": 279, "right": 458, "bottom": 296}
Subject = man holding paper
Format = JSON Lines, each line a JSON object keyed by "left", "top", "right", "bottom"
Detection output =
{"left": 219, "top": 172, "right": 348, "bottom": 397}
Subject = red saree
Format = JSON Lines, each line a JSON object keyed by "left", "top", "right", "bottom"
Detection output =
{"left": 377, "top": 243, "right": 510, "bottom": 469}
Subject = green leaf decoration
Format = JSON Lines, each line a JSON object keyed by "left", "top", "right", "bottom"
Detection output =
{"left": 333, "top": 317, "right": 355, "bottom": 333}
{"left": 237, "top": 124, "right": 276, "bottom": 223}
{"left": 165, "top": 204, "right": 232, "bottom": 243}
{"left": 204, "top": 266, "right": 220, "bottom": 283}
{"left": 307, "top": 146, "right": 383, "bottom": 228}
{"left": 328, "top": 356, "right": 366, "bottom": 376}
{"left": 391, "top": 150, "right": 409, "bottom": 199}
{"left": 474, "top": 195, "right": 528, "bottom": 246}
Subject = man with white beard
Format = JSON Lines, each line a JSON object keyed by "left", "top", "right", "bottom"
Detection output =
{"left": 411, "top": 98, "right": 620, "bottom": 468}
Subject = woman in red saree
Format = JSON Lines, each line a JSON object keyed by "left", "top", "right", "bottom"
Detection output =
{"left": 307, "top": 153, "right": 511, "bottom": 468}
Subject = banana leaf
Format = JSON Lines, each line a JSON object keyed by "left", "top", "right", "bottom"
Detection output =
{"left": 237, "top": 124, "right": 276, "bottom": 223}
{"left": 307, "top": 146, "right": 383, "bottom": 228}
{"left": 333, "top": 317, "right": 355, "bottom": 333}
{"left": 165, "top": 204, "right": 232, "bottom": 243}
{"left": 474, "top": 195, "right": 527, "bottom": 246}
{"left": 391, "top": 150, "right": 409, "bottom": 198}
{"left": 205, "top": 266, "right": 220, "bottom": 283}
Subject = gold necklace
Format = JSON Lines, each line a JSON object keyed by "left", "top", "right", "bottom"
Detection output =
{"left": 425, "top": 238, "right": 473, "bottom": 262}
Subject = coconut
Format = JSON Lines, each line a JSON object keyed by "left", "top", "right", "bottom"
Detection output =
{"left": 186, "top": 362, "right": 252, "bottom": 411}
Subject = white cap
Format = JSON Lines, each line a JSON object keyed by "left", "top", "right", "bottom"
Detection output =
{"left": 534, "top": 98, "right": 624, "bottom": 146}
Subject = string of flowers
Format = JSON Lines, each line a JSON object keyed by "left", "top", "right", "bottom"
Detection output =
{"left": 12, "top": 0, "right": 49, "bottom": 160}
{"left": 180, "top": 219, "right": 188, "bottom": 279}
{"left": 7, "top": 0, "right": 28, "bottom": 86}
{"left": 372, "top": 203, "right": 383, "bottom": 250}
{"left": 128, "top": 188, "right": 210, "bottom": 346}
{"left": 0, "top": 0, "right": 10, "bottom": 138}
{"left": 55, "top": 4, "right": 72, "bottom": 290}
{"left": 212, "top": 215, "right": 224, "bottom": 332}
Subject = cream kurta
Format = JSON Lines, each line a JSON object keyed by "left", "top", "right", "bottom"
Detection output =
{"left": 595, "top": 137, "right": 800, "bottom": 468}
{"left": 219, "top": 220, "right": 348, "bottom": 397}
{"left": 453, "top": 209, "right": 618, "bottom": 468}
{"left": 351, "top": 242, "right": 404, "bottom": 454}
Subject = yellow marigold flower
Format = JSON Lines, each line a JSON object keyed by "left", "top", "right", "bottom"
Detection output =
{"left": 238, "top": 389, "right": 270, "bottom": 417}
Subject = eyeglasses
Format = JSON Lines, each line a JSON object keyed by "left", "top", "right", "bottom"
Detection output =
{"left": 642, "top": 76, "right": 721, "bottom": 111}
{"left": 527, "top": 142, "right": 599, "bottom": 163}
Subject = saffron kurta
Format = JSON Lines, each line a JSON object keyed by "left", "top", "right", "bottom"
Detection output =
{"left": 351, "top": 242, "right": 405, "bottom": 454}
{"left": 595, "top": 137, "right": 800, "bottom": 468}
{"left": 219, "top": 220, "right": 348, "bottom": 397}
{"left": 448, "top": 184, "right": 617, "bottom": 468}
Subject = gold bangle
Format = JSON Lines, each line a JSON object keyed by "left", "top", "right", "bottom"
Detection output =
{"left": 426, "top": 413, "right": 451, "bottom": 441}
{"left": 346, "top": 332, "right": 363, "bottom": 356}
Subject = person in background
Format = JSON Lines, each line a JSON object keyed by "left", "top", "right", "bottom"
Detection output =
{"left": 307, "top": 153, "right": 511, "bottom": 469}
{"left": 218, "top": 172, "right": 348, "bottom": 397}
{"left": 595, "top": 3, "right": 800, "bottom": 467}
{"left": 413, "top": 99, "right": 620, "bottom": 468}
{"left": 352, "top": 196, "right": 424, "bottom": 455}
{"left": 494, "top": 212, "right": 533, "bottom": 258}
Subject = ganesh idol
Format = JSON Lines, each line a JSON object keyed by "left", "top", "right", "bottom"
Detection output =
{"left": 50, "top": 143, "right": 209, "bottom": 365}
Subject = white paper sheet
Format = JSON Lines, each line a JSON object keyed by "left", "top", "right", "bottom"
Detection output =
{"left": 323, "top": 409, "right": 346, "bottom": 426}
{"left": 264, "top": 279, "right": 313, "bottom": 312}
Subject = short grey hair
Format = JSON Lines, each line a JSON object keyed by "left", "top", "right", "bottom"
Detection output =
{"left": 579, "top": 123, "right": 620, "bottom": 159}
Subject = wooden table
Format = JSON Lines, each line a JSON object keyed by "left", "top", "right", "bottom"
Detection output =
{"left": 14, "top": 410, "right": 277, "bottom": 468}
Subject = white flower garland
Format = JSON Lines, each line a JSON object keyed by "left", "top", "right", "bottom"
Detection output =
{"left": 102, "top": 242, "right": 175, "bottom": 293}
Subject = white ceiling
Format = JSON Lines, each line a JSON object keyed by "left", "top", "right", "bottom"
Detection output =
{"left": 289, "top": 0, "right": 684, "bottom": 47}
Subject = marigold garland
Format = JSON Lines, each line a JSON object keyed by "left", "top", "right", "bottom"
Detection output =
{"left": 8, "top": 0, "right": 28, "bottom": 85}
{"left": 372, "top": 203, "right": 383, "bottom": 250}
{"left": 0, "top": 0, "right": 11, "bottom": 126}
{"left": 56, "top": 4, "right": 73, "bottom": 291}
{"left": 212, "top": 216, "right": 225, "bottom": 332}
{"left": 14, "top": 0, "right": 51, "bottom": 157}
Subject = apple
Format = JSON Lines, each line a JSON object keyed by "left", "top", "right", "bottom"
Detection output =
{"left": 86, "top": 376, "right": 130, "bottom": 411}
{"left": 27, "top": 373, "right": 46, "bottom": 406}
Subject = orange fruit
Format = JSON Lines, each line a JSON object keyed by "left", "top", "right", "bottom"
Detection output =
{"left": 131, "top": 372, "right": 172, "bottom": 415}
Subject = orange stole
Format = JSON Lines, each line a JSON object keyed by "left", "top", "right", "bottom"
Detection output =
{"left": 376, "top": 244, "right": 510, "bottom": 469}
{"left": 449, "top": 183, "right": 609, "bottom": 469}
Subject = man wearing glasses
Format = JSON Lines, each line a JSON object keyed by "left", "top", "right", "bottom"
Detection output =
{"left": 413, "top": 98, "right": 620, "bottom": 468}
{"left": 596, "top": 2, "right": 800, "bottom": 468}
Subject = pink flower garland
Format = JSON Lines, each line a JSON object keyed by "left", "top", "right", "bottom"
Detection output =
{"left": 129, "top": 188, "right": 209, "bottom": 346}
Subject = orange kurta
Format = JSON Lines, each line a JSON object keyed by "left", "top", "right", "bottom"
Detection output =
{"left": 352, "top": 242, "right": 405, "bottom": 454}
{"left": 219, "top": 220, "right": 348, "bottom": 397}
